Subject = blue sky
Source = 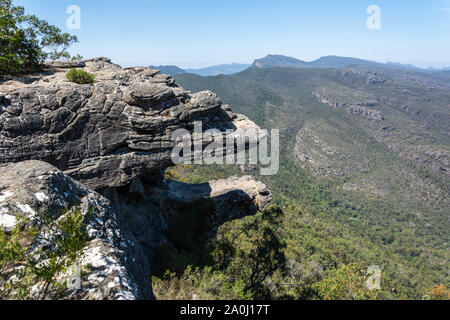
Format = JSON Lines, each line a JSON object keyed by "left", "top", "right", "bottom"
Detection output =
{"left": 14, "top": 0, "right": 450, "bottom": 68}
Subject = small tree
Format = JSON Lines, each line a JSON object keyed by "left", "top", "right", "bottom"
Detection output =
{"left": 0, "top": 0, "right": 79, "bottom": 75}
{"left": 24, "top": 14, "right": 78, "bottom": 60}
{"left": 0, "top": 207, "right": 91, "bottom": 300}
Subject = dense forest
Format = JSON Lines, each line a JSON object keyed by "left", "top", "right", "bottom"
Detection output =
{"left": 162, "top": 65, "right": 450, "bottom": 300}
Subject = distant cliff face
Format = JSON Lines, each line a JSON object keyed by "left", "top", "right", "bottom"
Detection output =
{"left": 0, "top": 58, "right": 259, "bottom": 190}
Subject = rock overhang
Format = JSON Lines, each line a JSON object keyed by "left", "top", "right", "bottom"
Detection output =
{"left": 0, "top": 58, "right": 262, "bottom": 190}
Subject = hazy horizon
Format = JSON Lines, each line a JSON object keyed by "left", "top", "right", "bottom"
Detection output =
{"left": 145, "top": 54, "right": 449, "bottom": 71}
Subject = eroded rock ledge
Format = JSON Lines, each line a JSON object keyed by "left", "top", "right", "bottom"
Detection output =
{"left": 0, "top": 58, "right": 260, "bottom": 190}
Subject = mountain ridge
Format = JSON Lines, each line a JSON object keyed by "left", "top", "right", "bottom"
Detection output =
{"left": 152, "top": 55, "right": 449, "bottom": 76}
{"left": 251, "top": 54, "right": 424, "bottom": 70}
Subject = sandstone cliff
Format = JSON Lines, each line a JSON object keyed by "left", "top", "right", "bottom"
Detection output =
{"left": 0, "top": 59, "right": 272, "bottom": 299}
{"left": 0, "top": 58, "right": 259, "bottom": 189}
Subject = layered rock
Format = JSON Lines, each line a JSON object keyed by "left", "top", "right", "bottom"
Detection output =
{"left": 0, "top": 59, "right": 272, "bottom": 300}
{"left": 0, "top": 160, "right": 272, "bottom": 299}
{"left": 313, "top": 88, "right": 383, "bottom": 122}
{"left": 166, "top": 175, "right": 272, "bottom": 232}
{"left": 0, "top": 58, "right": 260, "bottom": 190}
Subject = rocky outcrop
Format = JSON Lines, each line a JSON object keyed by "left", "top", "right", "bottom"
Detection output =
{"left": 313, "top": 89, "right": 383, "bottom": 122}
{"left": 400, "top": 146, "right": 449, "bottom": 176}
{"left": 313, "top": 90, "right": 342, "bottom": 108}
{"left": 0, "top": 59, "right": 272, "bottom": 300}
{"left": 342, "top": 68, "right": 389, "bottom": 86}
{"left": 346, "top": 105, "right": 383, "bottom": 122}
{"left": 166, "top": 176, "right": 272, "bottom": 232}
{"left": 0, "top": 160, "right": 272, "bottom": 300}
{"left": 0, "top": 58, "right": 260, "bottom": 190}
{"left": 0, "top": 160, "right": 149, "bottom": 300}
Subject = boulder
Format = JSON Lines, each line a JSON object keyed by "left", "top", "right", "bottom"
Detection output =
{"left": 0, "top": 160, "right": 153, "bottom": 300}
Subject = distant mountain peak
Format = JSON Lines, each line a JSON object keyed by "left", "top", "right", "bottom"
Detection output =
{"left": 185, "top": 63, "right": 250, "bottom": 76}
{"left": 251, "top": 54, "right": 425, "bottom": 70}
{"left": 252, "top": 54, "right": 308, "bottom": 68}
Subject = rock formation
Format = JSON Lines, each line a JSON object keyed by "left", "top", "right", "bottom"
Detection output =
{"left": 346, "top": 105, "right": 383, "bottom": 122}
{"left": 313, "top": 88, "right": 383, "bottom": 122}
{"left": 0, "top": 58, "right": 260, "bottom": 190}
{"left": 0, "top": 59, "right": 272, "bottom": 299}
{"left": 0, "top": 160, "right": 146, "bottom": 299}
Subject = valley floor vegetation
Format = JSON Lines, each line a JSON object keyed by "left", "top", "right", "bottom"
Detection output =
{"left": 153, "top": 165, "right": 449, "bottom": 300}
{"left": 174, "top": 67, "right": 450, "bottom": 300}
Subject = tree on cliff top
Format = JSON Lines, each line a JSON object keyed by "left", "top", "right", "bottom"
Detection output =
{"left": 0, "top": 0, "right": 79, "bottom": 75}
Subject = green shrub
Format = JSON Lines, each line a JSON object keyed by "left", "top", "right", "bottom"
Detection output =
{"left": 66, "top": 68, "right": 94, "bottom": 84}
{"left": 152, "top": 266, "right": 253, "bottom": 300}
{"left": 0, "top": 207, "right": 91, "bottom": 300}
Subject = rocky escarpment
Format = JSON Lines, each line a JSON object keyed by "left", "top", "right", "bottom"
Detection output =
{"left": 313, "top": 88, "right": 383, "bottom": 122}
{"left": 0, "top": 59, "right": 272, "bottom": 299}
{"left": 346, "top": 105, "right": 383, "bottom": 122}
{"left": 294, "top": 121, "right": 371, "bottom": 176}
{"left": 400, "top": 146, "right": 449, "bottom": 176}
{"left": 0, "top": 161, "right": 271, "bottom": 299}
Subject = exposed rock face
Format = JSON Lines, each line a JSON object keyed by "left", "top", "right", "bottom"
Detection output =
{"left": 342, "top": 68, "right": 389, "bottom": 86}
{"left": 166, "top": 176, "right": 272, "bottom": 232}
{"left": 0, "top": 160, "right": 150, "bottom": 300}
{"left": 0, "top": 161, "right": 273, "bottom": 300}
{"left": 313, "top": 88, "right": 383, "bottom": 122}
{"left": 346, "top": 105, "right": 383, "bottom": 122}
{"left": 0, "top": 59, "right": 272, "bottom": 300}
{"left": 0, "top": 58, "right": 259, "bottom": 190}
